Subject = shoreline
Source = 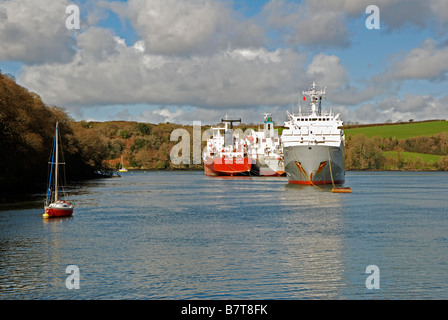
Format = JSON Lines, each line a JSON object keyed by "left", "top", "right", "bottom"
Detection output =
{"left": 1, "top": 170, "right": 446, "bottom": 197}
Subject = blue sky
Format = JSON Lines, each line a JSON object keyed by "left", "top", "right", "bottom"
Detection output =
{"left": 1, "top": 0, "right": 447, "bottom": 125}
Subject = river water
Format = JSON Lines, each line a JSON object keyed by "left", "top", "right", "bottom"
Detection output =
{"left": 1, "top": 171, "right": 447, "bottom": 300}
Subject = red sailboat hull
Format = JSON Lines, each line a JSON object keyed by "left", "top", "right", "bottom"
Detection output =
{"left": 44, "top": 204, "right": 73, "bottom": 218}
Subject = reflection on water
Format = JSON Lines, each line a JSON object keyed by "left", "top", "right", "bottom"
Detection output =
{"left": 280, "top": 185, "right": 345, "bottom": 299}
{"left": 1, "top": 171, "right": 448, "bottom": 299}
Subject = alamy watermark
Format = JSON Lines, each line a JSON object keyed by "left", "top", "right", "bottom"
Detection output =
{"left": 365, "top": 5, "right": 380, "bottom": 30}
{"left": 66, "top": 5, "right": 80, "bottom": 30}
{"left": 66, "top": 265, "right": 80, "bottom": 290}
{"left": 365, "top": 265, "right": 380, "bottom": 290}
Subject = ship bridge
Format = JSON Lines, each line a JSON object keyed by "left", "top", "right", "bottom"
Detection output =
{"left": 281, "top": 82, "right": 344, "bottom": 147}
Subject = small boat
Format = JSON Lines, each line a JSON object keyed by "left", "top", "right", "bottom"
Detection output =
{"left": 118, "top": 155, "right": 128, "bottom": 172}
{"left": 43, "top": 122, "right": 74, "bottom": 218}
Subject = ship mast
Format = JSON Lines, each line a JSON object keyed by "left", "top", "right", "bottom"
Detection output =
{"left": 302, "top": 82, "right": 326, "bottom": 116}
{"left": 54, "top": 122, "right": 59, "bottom": 202}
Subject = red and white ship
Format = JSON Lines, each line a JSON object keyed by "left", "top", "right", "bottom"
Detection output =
{"left": 203, "top": 117, "right": 251, "bottom": 176}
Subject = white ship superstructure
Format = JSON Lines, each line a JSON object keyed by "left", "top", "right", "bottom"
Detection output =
{"left": 281, "top": 82, "right": 346, "bottom": 185}
{"left": 246, "top": 114, "right": 285, "bottom": 176}
{"left": 203, "top": 117, "right": 251, "bottom": 176}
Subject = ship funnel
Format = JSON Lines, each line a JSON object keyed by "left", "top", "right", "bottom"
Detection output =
{"left": 221, "top": 118, "right": 241, "bottom": 130}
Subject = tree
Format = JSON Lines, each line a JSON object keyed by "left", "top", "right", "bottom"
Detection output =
{"left": 438, "top": 156, "right": 448, "bottom": 171}
{"left": 137, "top": 123, "right": 152, "bottom": 135}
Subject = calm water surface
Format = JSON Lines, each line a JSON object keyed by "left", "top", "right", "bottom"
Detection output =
{"left": 1, "top": 171, "right": 447, "bottom": 299}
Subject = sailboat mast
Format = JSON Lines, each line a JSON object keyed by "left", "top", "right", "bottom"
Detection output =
{"left": 55, "top": 122, "right": 59, "bottom": 202}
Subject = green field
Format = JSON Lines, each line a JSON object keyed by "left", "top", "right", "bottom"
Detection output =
{"left": 344, "top": 121, "right": 448, "bottom": 139}
{"left": 383, "top": 151, "right": 443, "bottom": 163}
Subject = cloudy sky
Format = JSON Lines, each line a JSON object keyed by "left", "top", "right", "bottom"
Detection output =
{"left": 1, "top": 0, "right": 448, "bottom": 125}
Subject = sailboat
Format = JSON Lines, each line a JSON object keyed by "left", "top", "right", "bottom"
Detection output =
{"left": 43, "top": 122, "right": 74, "bottom": 218}
{"left": 118, "top": 155, "right": 128, "bottom": 172}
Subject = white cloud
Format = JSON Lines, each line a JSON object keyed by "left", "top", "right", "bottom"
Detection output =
{"left": 291, "top": 10, "right": 350, "bottom": 48}
{"left": 337, "top": 93, "right": 448, "bottom": 124}
{"left": 261, "top": 0, "right": 351, "bottom": 48}
{"left": 18, "top": 25, "right": 307, "bottom": 110}
{"left": 306, "top": 54, "right": 348, "bottom": 88}
{"left": 7, "top": 0, "right": 448, "bottom": 126}
{"left": 388, "top": 39, "right": 448, "bottom": 81}
{"left": 102, "top": 0, "right": 264, "bottom": 55}
{"left": 431, "top": 0, "right": 448, "bottom": 26}
{"left": 305, "top": 0, "right": 445, "bottom": 31}
{"left": 0, "top": 0, "right": 76, "bottom": 64}
{"left": 76, "top": 27, "right": 119, "bottom": 62}
{"left": 128, "top": 0, "right": 222, "bottom": 54}
{"left": 261, "top": 0, "right": 448, "bottom": 50}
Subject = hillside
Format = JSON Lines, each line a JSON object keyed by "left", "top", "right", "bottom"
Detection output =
{"left": 0, "top": 72, "right": 111, "bottom": 193}
{"left": 344, "top": 120, "right": 448, "bottom": 139}
{"left": 75, "top": 119, "right": 448, "bottom": 172}
{"left": 71, "top": 121, "right": 257, "bottom": 171}
{"left": 343, "top": 120, "right": 448, "bottom": 170}
{"left": 1, "top": 69, "right": 447, "bottom": 194}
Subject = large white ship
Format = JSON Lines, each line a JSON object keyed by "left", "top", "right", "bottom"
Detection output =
{"left": 281, "top": 82, "right": 346, "bottom": 185}
{"left": 246, "top": 113, "right": 285, "bottom": 176}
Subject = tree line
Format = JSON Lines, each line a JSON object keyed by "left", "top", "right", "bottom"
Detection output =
{"left": 78, "top": 120, "right": 448, "bottom": 172}
{"left": 2, "top": 71, "right": 447, "bottom": 194}
{"left": 0, "top": 72, "right": 109, "bottom": 193}
{"left": 345, "top": 133, "right": 448, "bottom": 171}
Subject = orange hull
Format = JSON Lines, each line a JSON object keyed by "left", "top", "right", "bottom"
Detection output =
{"left": 289, "top": 179, "right": 344, "bottom": 185}
{"left": 204, "top": 158, "right": 251, "bottom": 176}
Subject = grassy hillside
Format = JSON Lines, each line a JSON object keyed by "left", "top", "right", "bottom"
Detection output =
{"left": 344, "top": 120, "right": 448, "bottom": 139}
{"left": 383, "top": 151, "right": 443, "bottom": 163}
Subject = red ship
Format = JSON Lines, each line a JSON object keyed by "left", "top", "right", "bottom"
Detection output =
{"left": 203, "top": 117, "right": 251, "bottom": 176}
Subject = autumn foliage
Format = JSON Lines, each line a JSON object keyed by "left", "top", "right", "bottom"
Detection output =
{"left": 0, "top": 72, "right": 109, "bottom": 192}
{"left": 2, "top": 71, "right": 447, "bottom": 194}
